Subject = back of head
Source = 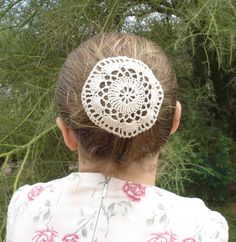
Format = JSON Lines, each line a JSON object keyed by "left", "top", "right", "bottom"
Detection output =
{"left": 56, "top": 33, "right": 177, "bottom": 172}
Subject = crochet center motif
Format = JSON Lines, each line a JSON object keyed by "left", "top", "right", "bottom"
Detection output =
{"left": 81, "top": 56, "right": 164, "bottom": 138}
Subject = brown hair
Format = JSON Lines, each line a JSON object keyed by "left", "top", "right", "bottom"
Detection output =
{"left": 57, "top": 33, "right": 177, "bottom": 172}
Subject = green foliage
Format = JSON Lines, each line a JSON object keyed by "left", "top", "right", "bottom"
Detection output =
{"left": 175, "top": 0, "right": 236, "bottom": 59}
{"left": 179, "top": 84, "right": 234, "bottom": 204}
{"left": 190, "top": 134, "right": 233, "bottom": 204}
{"left": 157, "top": 133, "right": 212, "bottom": 195}
{"left": 157, "top": 85, "right": 234, "bottom": 204}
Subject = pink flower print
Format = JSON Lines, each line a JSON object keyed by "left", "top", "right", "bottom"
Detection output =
{"left": 62, "top": 233, "right": 79, "bottom": 242}
{"left": 147, "top": 232, "right": 177, "bottom": 242}
{"left": 123, "top": 182, "right": 146, "bottom": 201}
{"left": 32, "top": 227, "right": 58, "bottom": 242}
{"left": 28, "top": 185, "right": 44, "bottom": 201}
{"left": 183, "top": 239, "right": 196, "bottom": 242}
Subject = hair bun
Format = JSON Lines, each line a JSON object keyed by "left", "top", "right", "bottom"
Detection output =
{"left": 81, "top": 56, "right": 164, "bottom": 138}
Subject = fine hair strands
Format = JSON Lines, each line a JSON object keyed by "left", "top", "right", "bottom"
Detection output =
{"left": 56, "top": 33, "right": 177, "bottom": 175}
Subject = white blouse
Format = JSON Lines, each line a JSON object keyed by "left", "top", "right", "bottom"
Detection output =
{"left": 6, "top": 172, "right": 229, "bottom": 242}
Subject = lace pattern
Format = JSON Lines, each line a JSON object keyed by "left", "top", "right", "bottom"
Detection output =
{"left": 81, "top": 56, "right": 164, "bottom": 138}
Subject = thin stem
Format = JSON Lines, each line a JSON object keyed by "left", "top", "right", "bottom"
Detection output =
{"left": 0, "top": 125, "right": 56, "bottom": 159}
{"left": 13, "top": 146, "right": 30, "bottom": 192}
{"left": 0, "top": 91, "right": 51, "bottom": 143}
{"left": 0, "top": 0, "right": 23, "bottom": 20}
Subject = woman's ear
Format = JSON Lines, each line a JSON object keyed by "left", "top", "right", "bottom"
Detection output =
{"left": 170, "top": 101, "right": 181, "bottom": 135}
{"left": 56, "top": 117, "right": 78, "bottom": 151}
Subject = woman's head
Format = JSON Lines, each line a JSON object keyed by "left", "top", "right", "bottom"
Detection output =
{"left": 56, "top": 33, "right": 178, "bottom": 172}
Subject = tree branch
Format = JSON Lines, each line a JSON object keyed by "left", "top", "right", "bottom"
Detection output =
{"left": 0, "top": 0, "right": 23, "bottom": 20}
{"left": 144, "top": 1, "right": 184, "bottom": 18}
{"left": 125, "top": 2, "right": 181, "bottom": 19}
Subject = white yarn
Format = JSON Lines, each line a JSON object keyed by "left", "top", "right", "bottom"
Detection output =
{"left": 81, "top": 56, "right": 164, "bottom": 138}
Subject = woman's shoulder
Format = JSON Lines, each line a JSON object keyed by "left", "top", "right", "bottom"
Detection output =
{"left": 150, "top": 186, "right": 229, "bottom": 241}
{"left": 8, "top": 173, "right": 75, "bottom": 205}
{"left": 153, "top": 186, "right": 228, "bottom": 223}
{"left": 6, "top": 174, "right": 77, "bottom": 241}
{"left": 7, "top": 174, "right": 75, "bottom": 218}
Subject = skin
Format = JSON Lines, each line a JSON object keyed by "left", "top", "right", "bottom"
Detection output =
{"left": 56, "top": 101, "right": 181, "bottom": 186}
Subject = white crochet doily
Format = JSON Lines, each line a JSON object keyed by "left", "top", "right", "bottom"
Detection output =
{"left": 81, "top": 56, "right": 164, "bottom": 138}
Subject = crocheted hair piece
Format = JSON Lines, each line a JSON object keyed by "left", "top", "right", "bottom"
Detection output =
{"left": 81, "top": 56, "right": 164, "bottom": 138}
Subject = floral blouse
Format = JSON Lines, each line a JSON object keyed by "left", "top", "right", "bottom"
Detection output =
{"left": 6, "top": 173, "right": 228, "bottom": 242}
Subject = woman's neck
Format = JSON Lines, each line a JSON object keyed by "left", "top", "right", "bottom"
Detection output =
{"left": 78, "top": 155, "right": 158, "bottom": 186}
